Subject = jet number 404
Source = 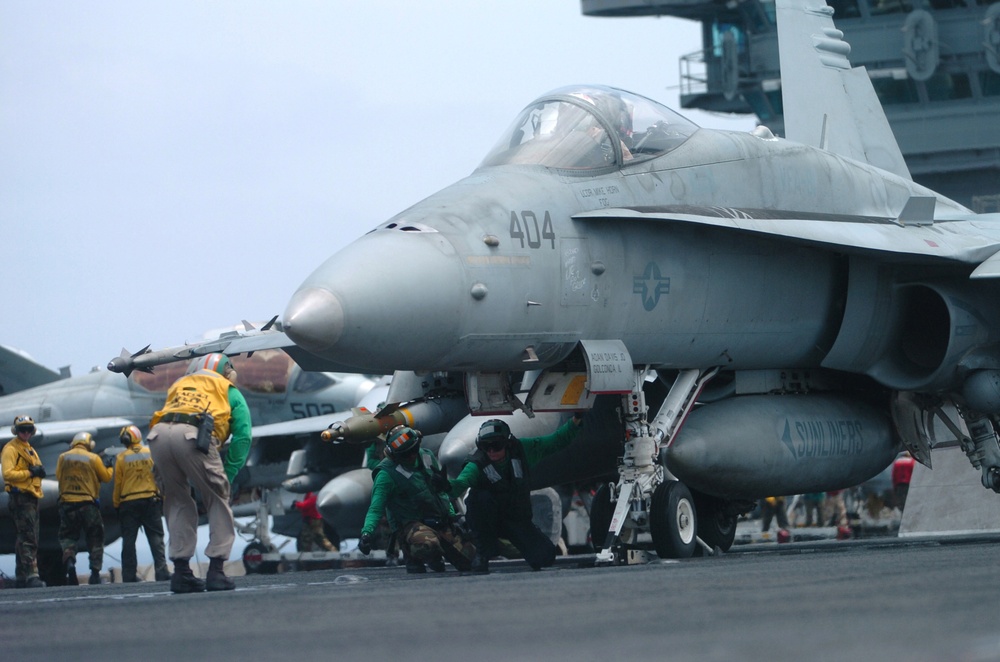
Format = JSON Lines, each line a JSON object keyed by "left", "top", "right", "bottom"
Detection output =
{"left": 510, "top": 211, "right": 555, "bottom": 249}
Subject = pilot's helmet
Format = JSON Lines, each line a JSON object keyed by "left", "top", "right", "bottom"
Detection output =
{"left": 186, "top": 353, "right": 232, "bottom": 376}
{"left": 119, "top": 425, "right": 143, "bottom": 447}
{"left": 476, "top": 419, "right": 512, "bottom": 452}
{"left": 71, "top": 431, "right": 96, "bottom": 451}
{"left": 384, "top": 426, "right": 422, "bottom": 459}
{"left": 11, "top": 415, "right": 35, "bottom": 436}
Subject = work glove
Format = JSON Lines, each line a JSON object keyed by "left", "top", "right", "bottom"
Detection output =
{"left": 102, "top": 454, "right": 115, "bottom": 468}
{"left": 430, "top": 468, "right": 451, "bottom": 495}
{"left": 358, "top": 532, "right": 373, "bottom": 555}
{"left": 29, "top": 465, "right": 46, "bottom": 479}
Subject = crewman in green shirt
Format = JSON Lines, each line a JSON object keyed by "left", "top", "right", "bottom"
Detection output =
{"left": 450, "top": 414, "right": 583, "bottom": 574}
{"left": 358, "top": 426, "right": 474, "bottom": 573}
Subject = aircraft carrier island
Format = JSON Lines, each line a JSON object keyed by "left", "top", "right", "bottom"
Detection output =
{"left": 582, "top": 0, "right": 1000, "bottom": 210}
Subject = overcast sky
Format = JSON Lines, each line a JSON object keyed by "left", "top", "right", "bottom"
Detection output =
{"left": 1, "top": 1, "right": 754, "bottom": 376}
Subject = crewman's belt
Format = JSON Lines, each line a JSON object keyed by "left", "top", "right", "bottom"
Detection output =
{"left": 160, "top": 412, "right": 201, "bottom": 426}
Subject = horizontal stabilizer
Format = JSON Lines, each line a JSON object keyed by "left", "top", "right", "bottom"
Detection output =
{"left": 0, "top": 344, "right": 62, "bottom": 395}
{"left": 971, "top": 249, "right": 1000, "bottom": 279}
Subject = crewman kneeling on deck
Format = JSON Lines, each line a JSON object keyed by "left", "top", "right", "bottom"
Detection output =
{"left": 450, "top": 414, "right": 583, "bottom": 574}
{"left": 358, "top": 426, "right": 474, "bottom": 573}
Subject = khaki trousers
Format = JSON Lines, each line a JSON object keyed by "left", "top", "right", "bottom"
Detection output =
{"left": 148, "top": 422, "right": 234, "bottom": 560}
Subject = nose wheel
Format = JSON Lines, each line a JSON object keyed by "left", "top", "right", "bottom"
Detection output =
{"left": 650, "top": 480, "right": 697, "bottom": 559}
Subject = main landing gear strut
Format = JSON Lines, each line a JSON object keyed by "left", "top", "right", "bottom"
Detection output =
{"left": 595, "top": 367, "right": 718, "bottom": 565}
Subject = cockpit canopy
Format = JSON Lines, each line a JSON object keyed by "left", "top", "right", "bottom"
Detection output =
{"left": 479, "top": 85, "right": 699, "bottom": 172}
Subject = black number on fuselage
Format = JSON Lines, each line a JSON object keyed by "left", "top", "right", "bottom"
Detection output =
{"left": 509, "top": 211, "right": 555, "bottom": 249}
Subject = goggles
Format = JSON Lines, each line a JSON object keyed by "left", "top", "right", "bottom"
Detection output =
{"left": 480, "top": 439, "right": 507, "bottom": 453}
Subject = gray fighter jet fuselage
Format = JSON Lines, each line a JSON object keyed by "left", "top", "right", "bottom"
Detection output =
{"left": 109, "top": 0, "right": 1000, "bottom": 562}
{"left": 276, "top": 4, "right": 1000, "bottom": 561}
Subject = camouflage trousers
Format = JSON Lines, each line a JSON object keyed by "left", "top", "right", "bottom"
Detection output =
{"left": 119, "top": 497, "right": 169, "bottom": 581}
{"left": 58, "top": 501, "right": 105, "bottom": 572}
{"left": 297, "top": 518, "right": 335, "bottom": 552}
{"left": 399, "top": 521, "right": 476, "bottom": 571}
{"left": 8, "top": 492, "right": 40, "bottom": 581}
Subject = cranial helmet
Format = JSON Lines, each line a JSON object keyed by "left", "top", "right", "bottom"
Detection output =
{"left": 11, "top": 415, "right": 35, "bottom": 436}
{"left": 120, "top": 425, "right": 142, "bottom": 447}
{"left": 71, "top": 431, "right": 96, "bottom": 451}
{"left": 186, "top": 353, "right": 232, "bottom": 376}
{"left": 476, "top": 419, "right": 512, "bottom": 451}
{"left": 385, "top": 426, "right": 422, "bottom": 458}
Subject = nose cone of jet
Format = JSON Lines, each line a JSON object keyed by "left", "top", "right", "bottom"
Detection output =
{"left": 283, "top": 231, "right": 464, "bottom": 372}
{"left": 284, "top": 286, "right": 344, "bottom": 355}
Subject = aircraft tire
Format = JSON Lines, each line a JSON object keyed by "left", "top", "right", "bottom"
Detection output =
{"left": 650, "top": 480, "right": 697, "bottom": 559}
{"left": 692, "top": 491, "right": 737, "bottom": 552}
{"left": 242, "top": 541, "right": 271, "bottom": 575}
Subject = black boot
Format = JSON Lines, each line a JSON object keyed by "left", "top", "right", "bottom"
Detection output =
{"left": 427, "top": 555, "right": 446, "bottom": 573}
{"left": 206, "top": 557, "right": 235, "bottom": 591}
{"left": 470, "top": 553, "right": 490, "bottom": 575}
{"left": 89, "top": 570, "right": 101, "bottom": 585}
{"left": 65, "top": 557, "right": 79, "bottom": 585}
{"left": 24, "top": 575, "right": 45, "bottom": 588}
{"left": 170, "top": 558, "right": 205, "bottom": 594}
{"left": 404, "top": 559, "right": 427, "bottom": 574}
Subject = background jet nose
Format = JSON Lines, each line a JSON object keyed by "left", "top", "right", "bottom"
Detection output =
{"left": 283, "top": 287, "right": 345, "bottom": 354}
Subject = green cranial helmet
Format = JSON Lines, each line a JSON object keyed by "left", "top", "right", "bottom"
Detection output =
{"left": 476, "top": 419, "right": 512, "bottom": 451}
{"left": 186, "top": 353, "right": 232, "bottom": 376}
{"left": 385, "top": 426, "right": 422, "bottom": 458}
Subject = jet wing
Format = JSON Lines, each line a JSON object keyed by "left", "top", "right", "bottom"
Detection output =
{"left": 0, "top": 344, "right": 62, "bottom": 396}
{"left": 574, "top": 206, "right": 1000, "bottom": 268}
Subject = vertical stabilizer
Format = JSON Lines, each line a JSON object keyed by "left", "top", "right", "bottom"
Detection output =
{"left": 776, "top": 0, "right": 912, "bottom": 180}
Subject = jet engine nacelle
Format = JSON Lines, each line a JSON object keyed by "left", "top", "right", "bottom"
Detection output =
{"left": 665, "top": 393, "right": 897, "bottom": 500}
{"left": 824, "top": 266, "right": 1000, "bottom": 391}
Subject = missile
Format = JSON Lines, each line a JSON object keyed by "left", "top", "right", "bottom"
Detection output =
{"left": 107, "top": 320, "right": 288, "bottom": 376}
{"left": 665, "top": 393, "right": 898, "bottom": 500}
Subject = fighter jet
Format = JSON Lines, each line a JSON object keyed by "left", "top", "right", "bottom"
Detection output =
{"left": 0, "top": 342, "right": 377, "bottom": 584}
{"left": 110, "top": 0, "right": 1000, "bottom": 564}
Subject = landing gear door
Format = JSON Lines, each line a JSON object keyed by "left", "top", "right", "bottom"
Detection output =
{"left": 526, "top": 340, "right": 632, "bottom": 412}
{"left": 580, "top": 340, "right": 633, "bottom": 394}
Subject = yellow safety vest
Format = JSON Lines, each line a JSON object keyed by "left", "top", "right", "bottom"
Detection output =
{"left": 152, "top": 371, "right": 233, "bottom": 441}
{"left": 57, "top": 446, "right": 113, "bottom": 503}
{"left": 1, "top": 438, "right": 43, "bottom": 499}
{"left": 113, "top": 445, "right": 160, "bottom": 507}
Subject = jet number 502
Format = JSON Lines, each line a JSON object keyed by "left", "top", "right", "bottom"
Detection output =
{"left": 291, "top": 402, "right": 339, "bottom": 419}
{"left": 510, "top": 211, "right": 555, "bottom": 249}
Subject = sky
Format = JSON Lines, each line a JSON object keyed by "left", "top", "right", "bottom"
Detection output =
{"left": 1, "top": 1, "right": 755, "bottom": 376}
